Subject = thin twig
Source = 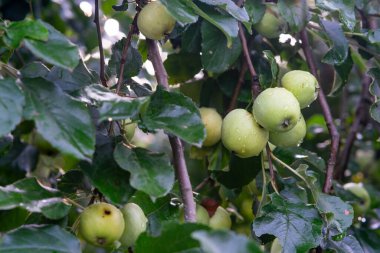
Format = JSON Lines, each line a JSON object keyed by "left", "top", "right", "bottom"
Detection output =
{"left": 266, "top": 144, "right": 279, "bottom": 194}
{"left": 299, "top": 29, "right": 340, "bottom": 194}
{"left": 194, "top": 176, "right": 211, "bottom": 192}
{"left": 147, "top": 39, "right": 197, "bottom": 222}
{"left": 227, "top": 62, "right": 247, "bottom": 113}
{"left": 94, "top": 0, "right": 107, "bottom": 87}
{"left": 238, "top": 23, "right": 260, "bottom": 98}
{"left": 115, "top": 13, "right": 140, "bottom": 94}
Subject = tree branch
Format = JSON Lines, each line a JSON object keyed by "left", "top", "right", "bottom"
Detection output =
{"left": 116, "top": 12, "right": 140, "bottom": 94}
{"left": 147, "top": 39, "right": 197, "bottom": 222}
{"left": 227, "top": 62, "right": 247, "bottom": 113}
{"left": 299, "top": 29, "right": 340, "bottom": 193}
{"left": 94, "top": 0, "right": 107, "bottom": 87}
{"left": 238, "top": 23, "right": 260, "bottom": 98}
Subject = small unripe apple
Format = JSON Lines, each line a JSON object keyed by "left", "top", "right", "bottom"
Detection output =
{"left": 120, "top": 203, "right": 148, "bottom": 247}
{"left": 343, "top": 183, "right": 371, "bottom": 216}
{"left": 222, "top": 109, "right": 269, "bottom": 158}
{"left": 179, "top": 204, "right": 210, "bottom": 225}
{"left": 199, "top": 107, "right": 223, "bottom": 147}
{"left": 269, "top": 115, "right": 306, "bottom": 147}
{"left": 78, "top": 203, "right": 125, "bottom": 247}
{"left": 137, "top": 1, "right": 176, "bottom": 40}
{"left": 252, "top": 87, "right": 301, "bottom": 132}
{"left": 281, "top": 70, "right": 319, "bottom": 108}
{"left": 122, "top": 119, "right": 137, "bottom": 141}
{"left": 209, "top": 206, "right": 231, "bottom": 230}
{"left": 270, "top": 238, "right": 282, "bottom": 253}
{"left": 253, "top": 6, "right": 287, "bottom": 39}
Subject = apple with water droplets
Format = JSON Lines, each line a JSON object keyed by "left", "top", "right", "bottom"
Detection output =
{"left": 199, "top": 107, "right": 223, "bottom": 147}
{"left": 253, "top": 5, "right": 287, "bottom": 39}
{"left": 269, "top": 115, "right": 306, "bottom": 147}
{"left": 252, "top": 87, "right": 301, "bottom": 132}
{"left": 221, "top": 109, "right": 268, "bottom": 158}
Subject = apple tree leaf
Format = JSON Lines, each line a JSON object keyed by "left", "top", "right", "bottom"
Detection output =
{"left": 4, "top": 19, "right": 48, "bottom": 48}
{"left": 252, "top": 194, "right": 323, "bottom": 253}
{"left": 201, "top": 21, "right": 241, "bottom": 74}
{"left": 0, "top": 225, "right": 81, "bottom": 253}
{"left": 142, "top": 86, "right": 206, "bottom": 146}
{"left": 316, "top": 0, "right": 356, "bottom": 30}
{"left": 114, "top": 144, "right": 175, "bottom": 200}
{"left": 320, "top": 20, "right": 349, "bottom": 65}
{"left": 24, "top": 22, "right": 80, "bottom": 70}
{"left": 0, "top": 78, "right": 25, "bottom": 137}
{"left": 278, "top": 0, "right": 310, "bottom": 32}
{"left": 322, "top": 235, "right": 364, "bottom": 253}
{"left": 192, "top": 230, "right": 263, "bottom": 253}
{"left": 22, "top": 78, "right": 95, "bottom": 161}
{"left": 159, "top": 0, "right": 199, "bottom": 26}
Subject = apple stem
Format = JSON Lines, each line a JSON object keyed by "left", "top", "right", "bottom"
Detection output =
{"left": 299, "top": 29, "right": 340, "bottom": 194}
{"left": 147, "top": 39, "right": 197, "bottom": 222}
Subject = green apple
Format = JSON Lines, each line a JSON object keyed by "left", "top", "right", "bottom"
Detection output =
{"left": 343, "top": 183, "right": 371, "bottom": 216}
{"left": 240, "top": 198, "right": 255, "bottom": 221}
{"left": 281, "top": 70, "right": 319, "bottom": 108}
{"left": 269, "top": 115, "right": 306, "bottom": 147}
{"left": 78, "top": 203, "right": 125, "bottom": 247}
{"left": 252, "top": 87, "right": 301, "bottom": 132}
{"left": 271, "top": 238, "right": 282, "bottom": 253}
{"left": 199, "top": 107, "right": 223, "bottom": 147}
{"left": 209, "top": 206, "right": 231, "bottom": 230}
{"left": 253, "top": 6, "right": 287, "bottom": 39}
{"left": 180, "top": 204, "right": 210, "bottom": 225}
{"left": 122, "top": 119, "right": 137, "bottom": 141}
{"left": 137, "top": 1, "right": 176, "bottom": 40}
{"left": 222, "top": 109, "right": 269, "bottom": 158}
{"left": 120, "top": 203, "right": 148, "bottom": 247}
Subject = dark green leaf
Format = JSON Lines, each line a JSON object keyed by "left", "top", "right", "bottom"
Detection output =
{"left": 208, "top": 143, "right": 230, "bottom": 171}
{"left": 273, "top": 147, "right": 326, "bottom": 172}
{"left": 201, "top": 21, "right": 241, "bottom": 73}
{"left": 217, "top": 70, "right": 251, "bottom": 103}
{"left": 160, "top": 0, "right": 199, "bottom": 26}
{"left": 316, "top": 193, "right": 353, "bottom": 235}
{"left": 40, "top": 201, "right": 71, "bottom": 220}
{"left": 370, "top": 100, "right": 380, "bottom": 123}
{"left": 353, "top": 227, "right": 380, "bottom": 253}
{"left": 332, "top": 49, "right": 353, "bottom": 94}
{"left": 320, "top": 20, "right": 349, "bottom": 65}
{"left": 316, "top": 0, "right": 356, "bottom": 30}
{"left": 114, "top": 144, "right": 175, "bottom": 200}
{"left": 0, "top": 208, "right": 29, "bottom": 233}
{"left": 57, "top": 170, "right": 91, "bottom": 195}
{"left": 108, "top": 38, "right": 143, "bottom": 80}
{"left": 192, "top": 230, "right": 263, "bottom": 253}
{"left": 20, "top": 62, "right": 50, "bottom": 79}
{"left": 164, "top": 52, "right": 202, "bottom": 84}
{"left": 197, "top": 0, "right": 249, "bottom": 23}
{"left": 0, "top": 79, "right": 24, "bottom": 137}
{"left": 215, "top": 154, "right": 261, "bottom": 189}
{"left": 0, "top": 225, "right": 81, "bottom": 253}
{"left": 278, "top": 0, "right": 310, "bottom": 32}
{"left": 22, "top": 78, "right": 95, "bottom": 161}
{"left": 368, "top": 68, "right": 380, "bottom": 97}
{"left": 112, "top": 0, "right": 129, "bottom": 11}
{"left": 135, "top": 222, "right": 208, "bottom": 253}
{"left": 142, "top": 87, "right": 206, "bottom": 146}
{"left": 245, "top": 0, "right": 266, "bottom": 24}
{"left": 80, "top": 135, "right": 135, "bottom": 204}
{"left": 322, "top": 235, "right": 364, "bottom": 253}
{"left": 182, "top": 22, "right": 202, "bottom": 53}
{"left": 4, "top": 19, "right": 48, "bottom": 48}
{"left": 0, "top": 177, "right": 62, "bottom": 211}
{"left": 24, "top": 22, "right": 80, "bottom": 70}
{"left": 252, "top": 194, "right": 323, "bottom": 253}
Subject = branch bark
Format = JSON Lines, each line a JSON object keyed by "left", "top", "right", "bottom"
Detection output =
{"left": 227, "top": 62, "right": 247, "bottom": 113}
{"left": 147, "top": 39, "right": 197, "bottom": 222}
{"left": 299, "top": 29, "right": 340, "bottom": 193}
{"left": 94, "top": 0, "right": 107, "bottom": 87}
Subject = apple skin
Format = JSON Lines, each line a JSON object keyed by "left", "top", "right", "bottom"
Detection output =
{"left": 137, "top": 1, "right": 176, "bottom": 40}
{"left": 343, "top": 183, "right": 371, "bottom": 216}
{"left": 281, "top": 70, "right": 319, "bottom": 109}
{"left": 179, "top": 204, "right": 210, "bottom": 225}
{"left": 269, "top": 115, "right": 306, "bottom": 147}
{"left": 199, "top": 107, "right": 223, "bottom": 147}
{"left": 119, "top": 203, "right": 148, "bottom": 248}
{"left": 253, "top": 6, "right": 287, "bottom": 39}
{"left": 270, "top": 238, "right": 282, "bottom": 253}
{"left": 252, "top": 87, "right": 301, "bottom": 132}
{"left": 209, "top": 206, "right": 231, "bottom": 230}
{"left": 222, "top": 109, "right": 269, "bottom": 158}
{"left": 78, "top": 203, "right": 125, "bottom": 247}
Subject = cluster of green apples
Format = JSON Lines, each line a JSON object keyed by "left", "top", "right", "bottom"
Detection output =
{"left": 199, "top": 70, "right": 319, "bottom": 158}
{"left": 180, "top": 204, "right": 232, "bottom": 230}
{"left": 77, "top": 202, "right": 148, "bottom": 249}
